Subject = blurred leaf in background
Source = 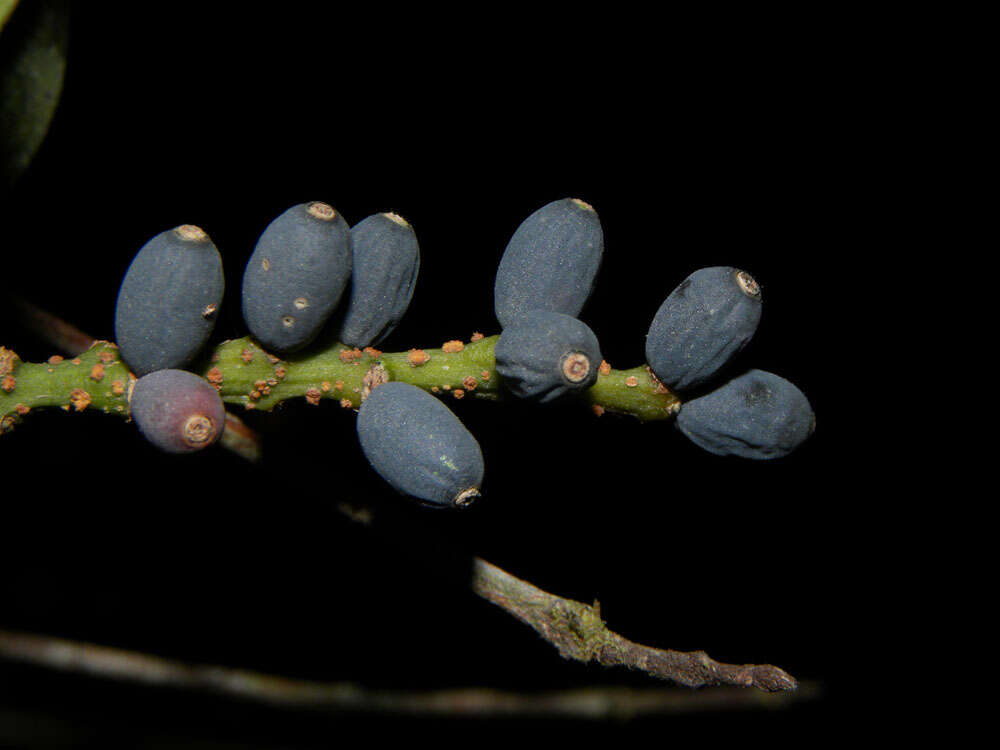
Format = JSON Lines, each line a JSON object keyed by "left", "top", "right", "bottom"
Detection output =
{"left": 1, "top": 0, "right": 69, "bottom": 193}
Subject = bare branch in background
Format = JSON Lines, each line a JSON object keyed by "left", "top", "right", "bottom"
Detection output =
{"left": 0, "top": 629, "right": 816, "bottom": 719}
{"left": 8, "top": 294, "right": 94, "bottom": 356}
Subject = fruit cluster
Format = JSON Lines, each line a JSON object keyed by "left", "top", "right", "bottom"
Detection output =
{"left": 110, "top": 197, "right": 814, "bottom": 506}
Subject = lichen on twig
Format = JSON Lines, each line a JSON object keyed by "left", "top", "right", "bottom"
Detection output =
{"left": 471, "top": 558, "right": 797, "bottom": 692}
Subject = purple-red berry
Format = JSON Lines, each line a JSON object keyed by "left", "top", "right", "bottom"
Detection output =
{"left": 129, "top": 369, "right": 226, "bottom": 454}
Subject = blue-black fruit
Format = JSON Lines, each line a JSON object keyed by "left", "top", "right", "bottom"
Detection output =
{"left": 242, "top": 202, "right": 352, "bottom": 353}
{"left": 676, "top": 369, "right": 814, "bottom": 459}
{"left": 356, "top": 382, "right": 484, "bottom": 508}
{"left": 130, "top": 369, "right": 226, "bottom": 454}
{"left": 337, "top": 212, "right": 420, "bottom": 348}
{"left": 494, "top": 198, "right": 603, "bottom": 329}
{"left": 495, "top": 310, "right": 602, "bottom": 403}
{"left": 645, "top": 266, "right": 763, "bottom": 393}
{"left": 114, "top": 225, "right": 224, "bottom": 376}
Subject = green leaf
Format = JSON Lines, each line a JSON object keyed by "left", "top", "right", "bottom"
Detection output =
{"left": 0, "top": 1, "right": 22, "bottom": 33}
{"left": 0, "top": 0, "right": 69, "bottom": 192}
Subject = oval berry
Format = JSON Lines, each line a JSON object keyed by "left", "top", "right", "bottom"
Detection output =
{"left": 675, "top": 369, "right": 814, "bottom": 459}
{"left": 645, "top": 266, "right": 762, "bottom": 393}
{"left": 337, "top": 212, "right": 420, "bottom": 348}
{"left": 130, "top": 369, "right": 226, "bottom": 454}
{"left": 241, "top": 201, "right": 352, "bottom": 353}
{"left": 114, "top": 224, "right": 224, "bottom": 376}
{"left": 494, "top": 198, "right": 603, "bottom": 329}
{"left": 356, "top": 382, "right": 484, "bottom": 508}
{"left": 495, "top": 310, "right": 601, "bottom": 403}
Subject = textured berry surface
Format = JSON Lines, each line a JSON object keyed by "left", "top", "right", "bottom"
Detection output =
{"left": 676, "top": 369, "right": 814, "bottom": 459}
{"left": 241, "top": 202, "right": 352, "bottom": 353}
{"left": 494, "top": 198, "right": 603, "bottom": 329}
{"left": 495, "top": 310, "right": 601, "bottom": 403}
{"left": 357, "top": 382, "right": 484, "bottom": 507}
{"left": 337, "top": 212, "right": 420, "bottom": 348}
{"left": 114, "top": 225, "right": 224, "bottom": 376}
{"left": 645, "top": 266, "right": 762, "bottom": 393}
{"left": 130, "top": 369, "right": 226, "bottom": 454}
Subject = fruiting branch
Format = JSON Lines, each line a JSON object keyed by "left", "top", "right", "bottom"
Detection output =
{"left": 3, "top": 295, "right": 263, "bottom": 462}
{"left": 1, "top": 334, "right": 681, "bottom": 437}
{"left": 471, "top": 558, "right": 798, "bottom": 692}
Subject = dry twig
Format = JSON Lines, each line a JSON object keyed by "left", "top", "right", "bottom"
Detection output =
{"left": 0, "top": 629, "right": 814, "bottom": 719}
{"left": 471, "top": 558, "right": 797, "bottom": 692}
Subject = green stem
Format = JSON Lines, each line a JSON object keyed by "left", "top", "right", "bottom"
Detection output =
{"left": 1, "top": 334, "right": 680, "bottom": 435}
{"left": 0, "top": 342, "right": 133, "bottom": 432}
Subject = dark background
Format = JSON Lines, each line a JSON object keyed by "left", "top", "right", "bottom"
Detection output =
{"left": 1, "top": 3, "right": 871, "bottom": 745}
